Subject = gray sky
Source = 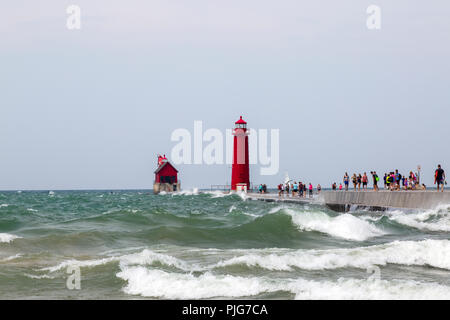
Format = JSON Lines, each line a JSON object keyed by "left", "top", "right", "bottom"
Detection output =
{"left": 1, "top": 1, "right": 449, "bottom": 190}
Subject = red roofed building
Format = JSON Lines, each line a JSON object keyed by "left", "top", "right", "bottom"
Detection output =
{"left": 153, "top": 154, "right": 180, "bottom": 194}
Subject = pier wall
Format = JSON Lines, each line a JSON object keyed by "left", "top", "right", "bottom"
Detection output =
{"left": 321, "top": 191, "right": 450, "bottom": 211}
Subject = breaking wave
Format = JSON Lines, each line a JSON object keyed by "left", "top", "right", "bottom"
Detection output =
{"left": 388, "top": 204, "right": 450, "bottom": 232}
{"left": 116, "top": 266, "right": 450, "bottom": 300}
{"left": 271, "top": 207, "right": 386, "bottom": 241}
{"left": 214, "top": 239, "right": 450, "bottom": 271}
{"left": 0, "top": 233, "right": 22, "bottom": 243}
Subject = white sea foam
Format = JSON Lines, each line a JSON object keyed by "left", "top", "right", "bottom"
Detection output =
{"left": 388, "top": 204, "right": 450, "bottom": 232}
{"left": 284, "top": 208, "right": 385, "bottom": 241}
{"left": 41, "top": 249, "right": 193, "bottom": 273}
{"left": 24, "top": 274, "right": 56, "bottom": 279}
{"left": 288, "top": 277, "right": 450, "bottom": 300}
{"left": 126, "top": 209, "right": 139, "bottom": 214}
{"left": 1, "top": 253, "right": 22, "bottom": 262}
{"left": 171, "top": 188, "right": 199, "bottom": 196}
{"left": 116, "top": 266, "right": 450, "bottom": 300}
{"left": 214, "top": 239, "right": 450, "bottom": 271}
{"left": 118, "top": 249, "right": 194, "bottom": 271}
{"left": 229, "top": 205, "right": 237, "bottom": 213}
{"left": 0, "top": 204, "right": 9, "bottom": 208}
{"left": 207, "top": 190, "right": 231, "bottom": 198}
{"left": 40, "top": 256, "right": 119, "bottom": 272}
{"left": 117, "top": 268, "right": 278, "bottom": 299}
{"left": 0, "top": 233, "right": 22, "bottom": 243}
{"left": 269, "top": 205, "right": 289, "bottom": 214}
{"left": 237, "top": 192, "right": 248, "bottom": 201}
{"left": 242, "top": 212, "right": 260, "bottom": 218}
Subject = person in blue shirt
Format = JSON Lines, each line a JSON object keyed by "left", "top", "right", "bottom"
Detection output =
{"left": 293, "top": 182, "right": 298, "bottom": 196}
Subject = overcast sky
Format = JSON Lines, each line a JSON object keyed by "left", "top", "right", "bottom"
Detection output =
{"left": 1, "top": 1, "right": 449, "bottom": 190}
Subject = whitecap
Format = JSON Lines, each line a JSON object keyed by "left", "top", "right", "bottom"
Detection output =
{"left": 40, "top": 256, "right": 118, "bottom": 272}
{"left": 117, "top": 268, "right": 278, "bottom": 299}
{"left": 171, "top": 189, "right": 199, "bottom": 196}
{"left": 1, "top": 253, "right": 22, "bottom": 261}
{"left": 289, "top": 277, "right": 450, "bottom": 300}
{"left": 116, "top": 265, "right": 450, "bottom": 300}
{"left": 214, "top": 239, "right": 450, "bottom": 271}
{"left": 0, "top": 233, "right": 22, "bottom": 243}
{"left": 285, "top": 208, "right": 385, "bottom": 241}
{"left": 41, "top": 249, "right": 193, "bottom": 273}
{"left": 388, "top": 204, "right": 450, "bottom": 232}
{"left": 24, "top": 274, "right": 56, "bottom": 280}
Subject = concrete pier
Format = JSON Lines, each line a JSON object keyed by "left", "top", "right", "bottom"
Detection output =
{"left": 321, "top": 190, "right": 450, "bottom": 211}
{"left": 246, "top": 193, "right": 314, "bottom": 205}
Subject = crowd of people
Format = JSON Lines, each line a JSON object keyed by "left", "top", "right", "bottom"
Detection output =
{"left": 330, "top": 165, "right": 446, "bottom": 192}
{"left": 276, "top": 181, "right": 321, "bottom": 198}
{"left": 257, "top": 184, "right": 268, "bottom": 193}
{"left": 256, "top": 165, "right": 446, "bottom": 196}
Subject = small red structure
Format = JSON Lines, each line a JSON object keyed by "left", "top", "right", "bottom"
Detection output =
{"left": 231, "top": 116, "right": 250, "bottom": 191}
{"left": 153, "top": 154, "right": 180, "bottom": 193}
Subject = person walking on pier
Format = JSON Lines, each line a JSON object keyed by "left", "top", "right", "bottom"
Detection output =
{"left": 362, "top": 173, "right": 368, "bottom": 191}
{"left": 293, "top": 182, "right": 298, "bottom": 196}
{"left": 343, "top": 173, "right": 349, "bottom": 191}
{"left": 371, "top": 171, "right": 379, "bottom": 191}
{"left": 357, "top": 174, "right": 362, "bottom": 191}
{"left": 435, "top": 164, "right": 446, "bottom": 192}
{"left": 395, "top": 170, "right": 402, "bottom": 190}
{"left": 352, "top": 174, "right": 357, "bottom": 191}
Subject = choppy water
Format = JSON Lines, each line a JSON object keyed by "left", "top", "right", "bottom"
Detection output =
{"left": 1, "top": 190, "right": 450, "bottom": 299}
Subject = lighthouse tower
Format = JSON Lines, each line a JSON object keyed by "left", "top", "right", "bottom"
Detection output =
{"left": 231, "top": 116, "right": 250, "bottom": 191}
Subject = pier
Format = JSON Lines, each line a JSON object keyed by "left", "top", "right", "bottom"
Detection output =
{"left": 246, "top": 192, "right": 314, "bottom": 205}
{"left": 246, "top": 190, "right": 450, "bottom": 212}
{"left": 321, "top": 190, "right": 450, "bottom": 212}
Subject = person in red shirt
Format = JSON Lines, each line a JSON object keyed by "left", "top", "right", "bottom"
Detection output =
{"left": 362, "top": 172, "right": 368, "bottom": 191}
{"left": 435, "top": 164, "right": 446, "bottom": 192}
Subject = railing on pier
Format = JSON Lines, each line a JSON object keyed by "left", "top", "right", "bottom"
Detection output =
{"left": 210, "top": 184, "right": 255, "bottom": 191}
{"left": 210, "top": 185, "right": 231, "bottom": 191}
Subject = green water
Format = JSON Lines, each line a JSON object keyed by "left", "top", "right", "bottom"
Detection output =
{"left": 1, "top": 190, "right": 450, "bottom": 299}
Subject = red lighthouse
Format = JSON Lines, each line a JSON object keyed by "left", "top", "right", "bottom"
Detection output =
{"left": 231, "top": 116, "right": 250, "bottom": 191}
{"left": 153, "top": 154, "right": 180, "bottom": 194}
